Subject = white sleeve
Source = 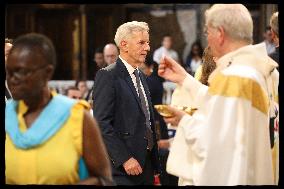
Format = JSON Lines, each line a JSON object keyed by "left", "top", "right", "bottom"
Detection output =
{"left": 166, "top": 114, "right": 194, "bottom": 183}
{"left": 180, "top": 74, "right": 208, "bottom": 107}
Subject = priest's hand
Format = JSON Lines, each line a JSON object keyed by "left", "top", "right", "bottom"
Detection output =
{"left": 163, "top": 106, "right": 186, "bottom": 126}
{"left": 158, "top": 56, "right": 188, "bottom": 85}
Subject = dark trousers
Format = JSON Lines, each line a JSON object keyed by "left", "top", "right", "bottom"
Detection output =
{"left": 114, "top": 150, "right": 154, "bottom": 185}
{"left": 159, "top": 149, "right": 178, "bottom": 186}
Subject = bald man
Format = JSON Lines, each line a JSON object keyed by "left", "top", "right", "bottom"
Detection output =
{"left": 103, "top": 43, "right": 119, "bottom": 65}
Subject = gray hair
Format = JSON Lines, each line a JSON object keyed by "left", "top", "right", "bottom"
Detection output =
{"left": 270, "top": 12, "right": 278, "bottom": 37}
{"left": 114, "top": 21, "right": 149, "bottom": 48}
{"left": 205, "top": 4, "right": 253, "bottom": 43}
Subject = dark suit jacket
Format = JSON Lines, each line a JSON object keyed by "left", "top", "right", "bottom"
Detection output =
{"left": 93, "top": 58, "right": 160, "bottom": 181}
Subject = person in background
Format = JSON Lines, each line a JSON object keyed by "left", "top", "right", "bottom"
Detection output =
{"left": 268, "top": 11, "right": 279, "bottom": 185}
{"left": 103, "top": 43, "right": 119, "bottom": 65}
{"left": 93, "top": 21, "right": 160, "bottom": 185}
{"left": 185, "top": 41, "right": 203, "bottom": 76}
{"left": 88, "top": 46, "right": 107, "bottom": 106}
{"left": 66, "top": 86, "right": 94, "bottom": 116}
{"left": 5, "top": 38, "right": 13, "bottom": 101}
{"left": 94, "top": 47, "right": 107, "bottom": 69}
{"left": 88, "top": 47, "right": 106, "bottom": 80}
{"left": 66, "top": 86, "right": 82, "bottom": 100}
{"left": 140, "top": 56, "right": 178, "bottom": 186}
{"left": 5, "top": 38, "right": 13, "bottom": 63}
{"left": 269, "top": 12, "right": 279, "bottom": 64}
{"left": 139, "top": 57, "right": 167, "bottom": 144}
{"left": 5, "top": 33, "right": 113, "bottom": 185}
{"left": 159, "top": 4, "right": 278, "bottom": 185}
{"left": 153, "top": 35, "right": 179, "bottom": 64}
{"left": 263, "top": 26, "right": 276, "bottom": 55}
{"left": 75, "top": 79, "right": 90, "bottom": 101}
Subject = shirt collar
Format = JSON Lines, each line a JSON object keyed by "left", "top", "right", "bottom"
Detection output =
{"left": 119, "top": 55, "right": 138, "bottom": 75}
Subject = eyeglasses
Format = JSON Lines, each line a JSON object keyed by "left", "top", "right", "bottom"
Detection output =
{"left": 203, "top": 26, "right": 209, "bottom": 37}
{"left": 6, "top": 64, "right": 49, "bottom": 79}
{"left": 70, "top": 95, "right": 82, "bottom": 100}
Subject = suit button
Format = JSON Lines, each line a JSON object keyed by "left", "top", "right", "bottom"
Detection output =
{"left": 143, "top": 136, "right": 147, "bottom": 140}
{"left": 111, "top": 159, "right": 115, "bottom": 165}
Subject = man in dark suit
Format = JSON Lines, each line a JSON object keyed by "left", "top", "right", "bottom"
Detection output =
{"left": 93, "top": 21, "right": 160, "bottom": 185}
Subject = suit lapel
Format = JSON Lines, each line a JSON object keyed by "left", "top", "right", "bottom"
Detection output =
{"left": 116, "top": 59, "right": 144, "bottom": 112}
{"left": 125, "top": 76, "right": 142, "bottom": 107}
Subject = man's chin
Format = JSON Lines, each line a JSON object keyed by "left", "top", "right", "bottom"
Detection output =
{"left": 10, "top": 95, "right": 23, "bottom": 101}
{"left": 140, "top": 57, "right": 146, "bottom": 63}
{"left": 10, "top": 92, "right": 29, "bottom": 102}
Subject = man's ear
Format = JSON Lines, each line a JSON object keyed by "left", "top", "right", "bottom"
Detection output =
{"left": 271, "top": 29, "right": 276, "bottom": 40}
{"left": 218, "top": 26, "right": 225, "bottom": 45}
{"left": 120, "top": 40, "right": 128, "bottom": 52}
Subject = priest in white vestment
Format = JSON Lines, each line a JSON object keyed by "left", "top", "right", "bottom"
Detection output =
{"left": 158, "top": 4, "right": 279, "bottom": 186}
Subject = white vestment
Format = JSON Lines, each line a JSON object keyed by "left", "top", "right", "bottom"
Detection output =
{"left": 166, "top": 43, "right": 279, "bottom": 185}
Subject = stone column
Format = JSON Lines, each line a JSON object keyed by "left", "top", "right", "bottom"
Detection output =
{"left": 80, "top": 4, "right": 87, "bottom": 79}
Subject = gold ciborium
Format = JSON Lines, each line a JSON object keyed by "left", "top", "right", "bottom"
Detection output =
{"left": 154, "top": 104, "right": 197, "bottom": 117}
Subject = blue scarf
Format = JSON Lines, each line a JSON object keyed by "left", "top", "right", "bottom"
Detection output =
{"left": 5, "top": 94, "right": 89, "bottom": 180}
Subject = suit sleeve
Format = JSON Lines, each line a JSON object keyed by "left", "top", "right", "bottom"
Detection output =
{"left": 93, "top": 69, "right": 132, "bottom": 168}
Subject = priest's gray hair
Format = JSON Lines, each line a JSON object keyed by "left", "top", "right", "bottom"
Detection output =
{"left": 270, "top": 12, "right": 278, "bottom": 37}
{"left": 205, "top": 4, "right": 253, "bottom": 44}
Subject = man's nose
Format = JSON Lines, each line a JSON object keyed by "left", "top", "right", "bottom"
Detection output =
{"left": 145, "top": 43, "right": 150, "bottom": 51}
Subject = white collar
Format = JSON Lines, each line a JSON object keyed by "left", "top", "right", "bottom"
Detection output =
{"left": 119, "top": 55, "right": 138, "bottom": 75}
{"left": 208, "top": 42, "right": 278, "bottom": 83}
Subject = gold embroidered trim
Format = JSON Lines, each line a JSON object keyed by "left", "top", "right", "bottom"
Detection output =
{"left": 209, "top": 73, "right": 269, "bottom": 114}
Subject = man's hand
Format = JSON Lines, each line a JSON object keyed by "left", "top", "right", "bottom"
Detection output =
{"left": 163, "top": 106, "right": 186, "bottom": 126}
{"left": 123, "top": 157, "right": 143, "bottom": 175}
{"left": 158, "top": 139, "right": 170, "bottom": 149}
{"left": 158, "top": 56, "right": 188, "bottom": 85}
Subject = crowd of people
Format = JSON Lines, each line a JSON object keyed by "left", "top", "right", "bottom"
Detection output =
{"left": 5, "top": 4, "right": 279, "bottom": 186}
